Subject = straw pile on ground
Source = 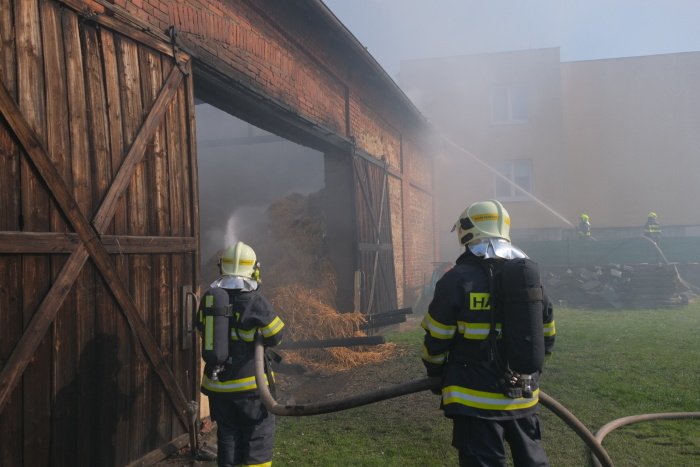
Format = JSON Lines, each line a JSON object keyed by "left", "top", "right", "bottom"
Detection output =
{"left": 269, "top": 284, "right": 398, "bottom": 374}
{"left": 261, "top": 193, "right": 398, "bottom": 374}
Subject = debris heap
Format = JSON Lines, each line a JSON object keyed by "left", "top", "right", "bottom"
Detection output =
{"left": 544, "top": 263, "right": 691, "bottom": 309}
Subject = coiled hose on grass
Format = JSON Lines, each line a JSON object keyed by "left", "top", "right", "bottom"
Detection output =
{"left": 253, "top": 336, "right": 618, "bottom": 466}
{"left": 590, "top": 411, "right": 700, "bottom": 467}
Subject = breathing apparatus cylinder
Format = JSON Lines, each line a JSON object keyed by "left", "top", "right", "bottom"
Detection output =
{"left": 500, "top": 257, "right": 545, "bottom": 375}
{"left": 201, "top": 287, "right": 232, "bottom": 380}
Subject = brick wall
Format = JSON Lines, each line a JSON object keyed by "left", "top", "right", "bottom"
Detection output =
{"left": 105, "top": 0, "right": 434, "bottom": 306}
{"left": 403, "top": 137, "right": 434, "bottom": 304}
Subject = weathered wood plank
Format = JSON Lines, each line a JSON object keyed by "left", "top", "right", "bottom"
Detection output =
{"left": 100, "top": 29, "right": 132, "bottom": 463}
{"left": 162, "top": 61, "right": 182, "bottom": 239}
{"left": 163, "top": 61, "right": 188, "bottom": 439}
{"left": 17, "top": 1, "right": 52, "bottom": 464}
{"left": 0, "top": 231, "right": 196, "bottom": 253}
{"left": 126, "top": 432, "right": 191, "bottom": 467}
{"left": 84, "top": 28, "right": 112, "bottom": 207}
{"left": 0, "top": 0, "right": 16, "bottom": 100}
{"left": 180, "top": 72, "right": 195, "bottom": 239}
{"left": 0, "top": 3, "right": 21, "bottom": 465}
{"left": 144, "top": 52, "right": 173, "bottom": 447}
{"left": 153, "top": 252, "right": 173, "bottom": 445}
{"left": 0, "top": 256, "right": 22, "bottom": 467}
{"left": 124, "top": 39, "right": 150, "bottom": 459}
{"left": 170, "top": 253, "right": 186, "bottom": 438}
{"left": 40, "top": 0, "right": 71, "bottom": 235}
{"left": 81, "top": 24, "right": 114, "bottom": 461}
{"left": 101, "top": 235, "right": 197, "bottom": 253}
{"left": 94, "top": 273, "right": 126, "bottom": 466}
{"left": 184, "top": 61, "right": 200, "bottom": 287}
{"left": 100, "top": 28, "right": 125, "bottom": 236}
{"left": 51, "top": 250, "right": 79, "bottom": 465}
{"left": 183, "top": 62, "right": 201, "bottom": 420}
{"left": 62, "top": 12, "right": 100, "bottom": 464}
{"left": 63, "top": 10, "right": 93, "bottom": 218}
{"left": 168, "top": 73, "right": 197, "bottom": 423}
{"left": 40, "top": 4, "right": 78, "bottom": 462}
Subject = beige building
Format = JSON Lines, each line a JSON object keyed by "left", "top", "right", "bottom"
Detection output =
{"left": 400, "top": 48, "right": 700, "bottom": 258}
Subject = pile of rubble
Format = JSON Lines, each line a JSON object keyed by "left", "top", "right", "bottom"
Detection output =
{"left": 544, "top": 263, "right": 692, "bottom": 309}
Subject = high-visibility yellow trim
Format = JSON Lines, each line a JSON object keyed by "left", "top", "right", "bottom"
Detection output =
{"left": 204, "top": 316, "right": 214, "bottom": 350}
{"left": 202, "top": 374, "right": 268, "bottom": 393}
{"left": 471, "top": 213, "right": 498, "bottom": 222}
{"left": 469, "top": 292, "right": 491, "bottom": 310}
{"left": 239, "top": 259, "right": 255, "bottom": 266}
{"left": 231, "top": 320, "right": 284, "bottom": 342}
{"left": 421, "top": 345, "right": 447, "bottom": 364}
{"left": 205, "top": 295, "right": 213, "bottom": 307}
{"left": 421, "top": 314, "right": 456, "bottom": 339}
{"left": 442, "top": 385, "right": 539, "bottom": 410}
{"left": 243, "top": 462, "right": 272, "bottom": 467}
{"left": 457, "top": 321, "right": 501, "bottom": 340}
{"left": 231, "top": 327, "right": 257, "bottom": 342}
{"left": 543, "top": 320, "right": 556, "bottom": 337}
{"left": 260, "top": 316, "right": 284, "bottom": 338}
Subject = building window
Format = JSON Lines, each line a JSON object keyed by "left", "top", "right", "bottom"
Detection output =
{"left": 491, "top": 85, "right": 528, "bottom": 124}
{"left": 494, "top": 159, "right": 532, "bottom": 201}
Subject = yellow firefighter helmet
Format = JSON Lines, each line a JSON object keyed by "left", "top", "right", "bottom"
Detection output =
{"left": 218, "top": 241, "right": 259, "bottom": 279}
{"left": 452, "top": 199, "right": 511, "bottom": 247}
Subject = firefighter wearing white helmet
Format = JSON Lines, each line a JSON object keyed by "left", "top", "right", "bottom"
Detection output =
{"left": 197, "top": 241, "right": 284, "bottom": 466}
{"left": 424, "top": 200, "right": 555, "bottom": 466}
{"left": 210, "top": 241, "right": 262, "bottom": 291}
{"left": 643, "top": 211, "right": 661, "bottom": 244}
{"left": 451, "top": 199, "right": 527, "bottom": 259}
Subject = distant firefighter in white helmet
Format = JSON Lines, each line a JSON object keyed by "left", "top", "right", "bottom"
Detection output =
{"left": 643, "top": 211, "right": 662, "bottom": 244}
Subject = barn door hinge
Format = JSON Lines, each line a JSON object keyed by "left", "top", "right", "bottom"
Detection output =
{"left": 167, "top": 26, "right": 190, "bottom": 77}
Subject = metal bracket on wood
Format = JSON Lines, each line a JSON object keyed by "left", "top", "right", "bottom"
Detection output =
{"left": 181, "top": 286, "right": 196, "bottom": 350}
{"left": 168, "top": 26, "right": 190, "bottom": 77}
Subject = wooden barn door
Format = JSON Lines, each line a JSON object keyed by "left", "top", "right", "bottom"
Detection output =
{"left": 352, "top": 152, "right": 398, "bottom": 317}
{"left": 0, "top": 1, "right": 199, "bottom": 465}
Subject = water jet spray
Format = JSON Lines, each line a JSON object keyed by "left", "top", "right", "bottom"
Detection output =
{"left": 436, "top": 127, "right": 574, "bottom": 228}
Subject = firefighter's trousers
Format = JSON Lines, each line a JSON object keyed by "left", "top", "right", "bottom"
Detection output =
{"left": 209, "top": 394, "right": 275, "bottom": 467}
{"left": 452, "top": 413, "right": 549, "bottom": 467}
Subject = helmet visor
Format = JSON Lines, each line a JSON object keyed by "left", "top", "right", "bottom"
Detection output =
{"left": 467, "top": 238, "right": 528, "bottom": 260}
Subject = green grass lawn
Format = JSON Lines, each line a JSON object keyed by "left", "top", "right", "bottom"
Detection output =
{"left": 273, "top": 304, "right": 700, "bottom": 466}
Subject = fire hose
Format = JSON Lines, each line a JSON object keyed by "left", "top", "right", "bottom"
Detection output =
{"left": 252, "top": 336, "right": 619, "bottom": 465}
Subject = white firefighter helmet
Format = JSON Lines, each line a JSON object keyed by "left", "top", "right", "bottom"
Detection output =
{"left": 451, "top": 200, "right": 526, "bottom": 259}
{"left": 218, "top": 241, "right": 258, "bottom": 278}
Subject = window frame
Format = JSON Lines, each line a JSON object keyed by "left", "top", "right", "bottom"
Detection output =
{"left": 493, "top": 159, "right": 533, "bottom": 201}
{"left": 490, "top": 85, "right": 529, "bottom": 124}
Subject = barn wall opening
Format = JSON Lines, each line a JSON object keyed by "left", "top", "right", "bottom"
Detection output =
{"left": 194, "top": 101, "right": 355, "bottom": 312}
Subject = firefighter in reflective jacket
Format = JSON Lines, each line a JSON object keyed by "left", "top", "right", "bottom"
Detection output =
{"left": 577, "top": 213, "right": 591, "bottom": 238}
{"left": 643, "top": 211, "right": 661, "bottom": 244}
{"left": 422, "top": 200, "right": 556, "bottom": 467}
{"left": 198, "top": 241, "right": 284, "bottom": 467}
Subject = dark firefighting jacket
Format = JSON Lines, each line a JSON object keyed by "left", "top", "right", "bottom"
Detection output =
{"left": 199, "top": 288, "right": 284, "bottom": 397}
{"left": 421, "top": 250, "right": 555, "bottom": 419}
